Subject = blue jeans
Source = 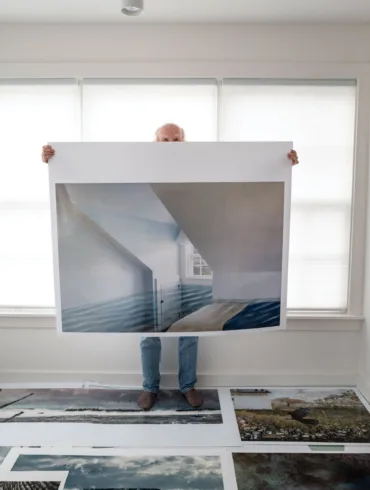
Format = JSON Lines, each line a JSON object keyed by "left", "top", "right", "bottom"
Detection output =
{"left": 140, "top": 337, "right": 198, "bottom": 393}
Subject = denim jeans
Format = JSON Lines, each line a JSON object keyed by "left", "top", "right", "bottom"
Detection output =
{"left": 140, "top": 336, "right": 198, "bottom": 393}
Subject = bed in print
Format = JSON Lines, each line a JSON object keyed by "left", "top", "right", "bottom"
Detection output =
{"left": 167, "top": 300, "right": 281, "bottom": 332}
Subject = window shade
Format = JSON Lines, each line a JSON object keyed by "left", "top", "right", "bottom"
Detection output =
{"left": 219, "top": 80, "right": 356, "bottom": 310}
{"left": 0, "top": 80, "right": 79, "bottom": 306}
{"left": 82, "top": 79, "right": 218, "bottom": 142}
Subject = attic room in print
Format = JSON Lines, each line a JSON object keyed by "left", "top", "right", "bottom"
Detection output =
{"left": 56, "top": 182, "right": 284, "bottom": 333}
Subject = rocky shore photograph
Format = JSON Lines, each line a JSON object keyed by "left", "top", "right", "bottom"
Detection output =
{"left": 231, "top": 388, "right": 370, "bottom": 443}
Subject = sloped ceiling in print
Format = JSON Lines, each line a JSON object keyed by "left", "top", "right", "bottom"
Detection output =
{"left": 151, "top": 182, "right": 284, "bottom": 273}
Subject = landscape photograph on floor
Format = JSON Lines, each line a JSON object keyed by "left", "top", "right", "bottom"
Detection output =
{"left": 0, "top": 388, "right": 222, "bottom": 424}
{"left": 232, "top": 452, "right": 370, "bottom": 489}
{"left": 231, "top": 388, "right": 370, "bottom": 442}
{"left": 0, "top": 482, "right": 61, "bottom": 490}
{"left": 0, "top": 450, "right": 225, "bottom": 490}
{"left": 55, "top": 182, "right": 284, "bottom": 334}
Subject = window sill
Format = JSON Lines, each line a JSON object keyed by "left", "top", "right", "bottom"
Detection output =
{"left": 0, "top": 309, "right": 363, "bottom": 331}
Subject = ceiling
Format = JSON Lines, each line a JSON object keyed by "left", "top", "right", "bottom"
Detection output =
{"left": 1, "top": 0, "right": 370, "bottom": 23}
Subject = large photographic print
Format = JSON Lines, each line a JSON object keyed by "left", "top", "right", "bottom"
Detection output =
{"left": 0, "top": 389, "right": 221, "bottom": 425}
{"left": 56, "top": 182, "right": 284, "bottom": 334}
{"left": 232, "top": 388, "right": 370, "bottom": 443}
{"left": 0, "top": 450, "right": 224, "bottom": 490}
{"left": 233, "top": 453, "right": 370, "bottom": 490}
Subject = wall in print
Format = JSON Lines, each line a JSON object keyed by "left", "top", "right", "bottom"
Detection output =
{"left": 231, "top": 388, "right": 370, "bottom": 443}
{"left": 5, "top": 452, "right": 224, "bottom": 490}
{"left": 56, "top": 182, "right": 284, "bottom": 333}
{"left": 233, "top": 453, "right": 370, "bottom": 490}
{"left": 0, "top": 389, "right": 221, "bottom": 425}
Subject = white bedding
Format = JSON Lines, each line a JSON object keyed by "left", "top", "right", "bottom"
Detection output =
{"left": 167, "top": 302, "right": 248, "bottom": 332}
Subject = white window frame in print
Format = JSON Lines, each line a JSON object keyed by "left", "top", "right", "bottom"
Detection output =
{"left": 186, "top": 243, "right": 213, "bottom": 279}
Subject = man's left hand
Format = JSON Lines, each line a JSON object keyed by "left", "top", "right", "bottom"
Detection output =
{"left": 288, "top": 150, "right": 299, "bottom": 166}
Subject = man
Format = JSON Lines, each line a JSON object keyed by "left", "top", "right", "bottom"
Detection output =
{"left": 42, "top": 122, "right": 298, "bottom": 412}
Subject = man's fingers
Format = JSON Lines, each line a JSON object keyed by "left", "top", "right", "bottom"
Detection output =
{"left": 43, "top": 145, "right": 54, "bottom": 153}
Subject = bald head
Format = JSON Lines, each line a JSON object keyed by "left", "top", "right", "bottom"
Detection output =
{"left": 155, "top": 123, "right": 185, "bottom": 142}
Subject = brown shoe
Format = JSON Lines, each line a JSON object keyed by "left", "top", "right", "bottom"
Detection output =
{"left": 184, "top": 389, "right": 204, "bottom": 408}
{"left": 137, "top": 391, "right": 157, "bottom": 411}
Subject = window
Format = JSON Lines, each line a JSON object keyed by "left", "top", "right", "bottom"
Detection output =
{"left": 0, "top": 78, "right": 357, "bottom": 312}
{"left": 82, "top": 79, "right": 217, "bottom": 142}
{"left": 187, "top": 246, "right": 213, "bottom": 279}
{"left": 0, "top": 80, "right": 79, "bottom": 307}
{"left": 220, "top": 80, "right": 356, "bottom": 311}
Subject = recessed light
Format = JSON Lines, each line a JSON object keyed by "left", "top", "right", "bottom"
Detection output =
{"left": 121, "top": 0, "right": 144, "bottom": 16}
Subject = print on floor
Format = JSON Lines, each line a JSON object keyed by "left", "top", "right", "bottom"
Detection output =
{"left": 0, "top": 483, "right": 60, "bottom": 490}
{"left": 231, "top": 388, "right": 370, "bottom": 443}
{"left": 0, "top": 450, "right": 224, "bottom": 490}
{"left": 233, "top": 452, "right": 370, "bottom": 489}
{"left": 55, "top": 182, "right": 284, "bottom": 333}
{"left": 0, "top": 389, "right": 222, "bottom": 424}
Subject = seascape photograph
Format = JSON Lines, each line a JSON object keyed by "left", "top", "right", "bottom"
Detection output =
{"left": 0, "top": 388, "right": 222, "bottom": 424}
{"left": 56, "top": 182, "right": 284, "bottom": 334}
{"left": 231, "top": 388, "right": 370, "bottom": 443}
{"left": 233, "top": 452, "right": 370, "bottom": 489}
{"left": 8, "top": 453, "right": 224, "bottom": 490}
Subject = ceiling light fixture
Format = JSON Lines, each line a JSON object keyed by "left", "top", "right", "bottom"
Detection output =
{"left": 121, "top": 0, "right": 144, "bottom": 16}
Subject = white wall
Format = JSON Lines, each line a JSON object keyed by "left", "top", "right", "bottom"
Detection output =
{"left": 57, "top": 185, "right": 153, "bottom": 310}
{"left": 68, "top": 184, "right": 180, "bottom": 282}
{"left": 2, "top": 24, "right": 370, "bottom": 63}
{"left": 0, "top": 23, "right": 368, "bottom": 387}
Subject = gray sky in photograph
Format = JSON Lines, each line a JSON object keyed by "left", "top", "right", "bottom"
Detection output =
{"left": 12, "top": 454, "right": 224, "bottom": 490}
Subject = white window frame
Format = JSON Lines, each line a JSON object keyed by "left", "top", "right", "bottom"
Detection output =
{"left": 185, "top": 244, "right": 213, "bottom": 280}
{"left": 0, "top": 61, "right": 368, "bottom": 331}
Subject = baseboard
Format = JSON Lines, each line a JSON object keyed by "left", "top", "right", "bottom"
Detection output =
{"left": 0, "top": 370, "right": 358, "bottom": 389}
{"left": 357, "top": 375, "right": 370, "bottom": 403}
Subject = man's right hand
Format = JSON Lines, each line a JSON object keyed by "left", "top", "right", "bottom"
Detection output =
{"left": 41, "top": 145, "right": 55, "bottom": 163}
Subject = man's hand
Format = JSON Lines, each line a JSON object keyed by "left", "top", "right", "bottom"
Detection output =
{"left": 42, "top": 145, "right": 55, "bottom": 164}
{"left": 288, "top": 150, "right": 299, "bottom": 166}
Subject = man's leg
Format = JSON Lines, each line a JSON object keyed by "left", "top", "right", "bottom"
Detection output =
{"left": 138, "top": 337, "right": 161, "bottom": 410}
{"left": 178, "top": 336, "right": 203, "bottom": 408}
